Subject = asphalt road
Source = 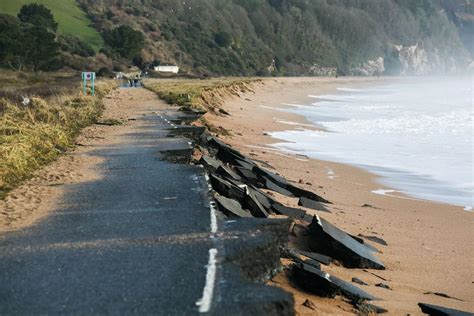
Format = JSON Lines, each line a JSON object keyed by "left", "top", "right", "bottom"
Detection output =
{"left": 0, "top": 105, "right": 217, "bottom": 314}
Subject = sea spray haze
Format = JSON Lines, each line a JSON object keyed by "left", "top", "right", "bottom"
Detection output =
{"left": 270, "top": 77, "right": 474, "bottom": 210}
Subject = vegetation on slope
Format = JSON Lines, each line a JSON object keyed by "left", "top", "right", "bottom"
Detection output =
{"left": 78, "top": 0, "right": 471, "bottom": 76}
{"left": 0, "top": 0, "right": 103, "bottom": 50}
{"left": 0, "top": 72, "right": 116, "bottom": 198}
{"left": 144, "top": 78, "right": 258, "bottom": 112}
{"left": 144, "top": 78, "right": 260, "bottom": 134}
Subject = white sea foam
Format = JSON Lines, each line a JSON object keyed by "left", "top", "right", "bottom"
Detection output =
{"left": 270, "top": 77, "right": 474, "bottom": 209}
{"left": 337, "top": 87, "right": 363, "bottom": 92}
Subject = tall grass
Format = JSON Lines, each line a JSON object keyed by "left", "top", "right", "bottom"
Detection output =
{"left": 0, "top": 80, "right": 116, "bottom": 198}
{"left": 144, "top": 78, "right": 260, "bottom": 136}
{"left": 143, "top": 78, "right": 259, "bottom": 112}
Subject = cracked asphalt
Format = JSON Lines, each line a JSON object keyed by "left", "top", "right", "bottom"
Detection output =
{"left": 0, "top": 103, "right": 217, "bottom": 315}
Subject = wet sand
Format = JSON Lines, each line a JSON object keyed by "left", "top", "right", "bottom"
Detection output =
{"left": 206, "top": 77, "right": 474, "bottom": 315}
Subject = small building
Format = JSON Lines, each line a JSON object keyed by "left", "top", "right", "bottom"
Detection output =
{"left": 154, "top": 65, "right": 179, "bottom": 74}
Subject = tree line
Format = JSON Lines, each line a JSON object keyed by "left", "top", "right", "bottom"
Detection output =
{"left": 0, "top": 3, "right": 145, "bottom": 72}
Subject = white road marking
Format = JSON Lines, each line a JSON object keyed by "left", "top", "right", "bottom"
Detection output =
{"left": 196, "top": 248, "right": 218, "bottom": 313}
{"left": 204, "top": 173, "right": 218, "bottom": 234}
{"left": 195, "top": 173, "right": 219, "bottom": 313}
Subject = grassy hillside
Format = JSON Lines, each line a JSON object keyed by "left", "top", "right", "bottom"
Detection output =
{"left": 76, "top": 0, "right": 470, "bottom": 76}
{"left": 0, "top": 0, "right": 102, "bottom": 50}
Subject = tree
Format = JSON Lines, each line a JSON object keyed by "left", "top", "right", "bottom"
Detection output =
{"left": 22, "top": 26, "right": 61, "bottom": 71}
{"left": 103, "top": 25, "right": 145, "bottom": 59}
{"left": 18, "top": 3, "right": 58, "bottom": 32}
{"left": 58, "top": 35, "right": 95, "bottom": 57}
{"left": 0, "top": 14, "right": 23, "bottom": 69}
{"left": 214, "top": 31, "right": 232, "bottom": 47}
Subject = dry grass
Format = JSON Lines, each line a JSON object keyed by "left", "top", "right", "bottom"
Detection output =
{"left": 143, "top": 78, "right": 260, "bottom": 113}
{"left": 143, "top": 78, "right": 261, "bottom": 136}
{"left": 0, "top": 71, "right": 82, "bottom": 104}
{"left": 0, "top": 76, "right": 117, "bottom": 198}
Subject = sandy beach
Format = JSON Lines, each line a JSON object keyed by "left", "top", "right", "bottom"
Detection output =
{"left": 206, "top": 77, "right": 474, "bottom": 315}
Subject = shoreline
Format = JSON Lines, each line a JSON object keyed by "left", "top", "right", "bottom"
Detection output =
{"left": 207, "top": 77, "right": 474, "bottom": 314}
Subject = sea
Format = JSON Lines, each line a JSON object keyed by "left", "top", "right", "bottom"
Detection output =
{"left": 269, "top": 77, "right": 473, "bottom": 210}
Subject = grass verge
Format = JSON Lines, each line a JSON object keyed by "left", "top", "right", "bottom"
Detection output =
{"left": 143, "top": 78, "right": 261, "bottom": 135}
{"left": 0, "top": 75, "right": 116, "bottom": 199}
{"left": 143, "top": 78, "right": 259, "bottom": 112}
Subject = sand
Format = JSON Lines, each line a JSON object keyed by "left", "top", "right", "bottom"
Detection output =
{"left": 206, "top": 77, "right": 474, "bottom": 315}
{"left": 0, "top": 88, "right": 166, "bottom": 232}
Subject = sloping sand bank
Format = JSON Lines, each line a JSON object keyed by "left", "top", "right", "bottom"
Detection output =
{"left": 207, "top": 77, "right": 473, "bottom": 315}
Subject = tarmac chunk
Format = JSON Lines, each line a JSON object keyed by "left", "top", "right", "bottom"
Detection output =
{"left": 235, "top": 166, "right": 259, "bottom": 183}
{"left": 265, "top": 178, "right": 295, "bottom": 197}
{"left": 242, "top": 188, "right": 269, "bottom": 218}
{"left": 251, "top": 188, "right": 273, "bottom": 209}
{"left": 298, "top": 250, "right": 333, "bottom": 266}
{"left": 375, "top": 283, "right": 391, "bottom": 290}
{"left": 350, "top": 234, "right": 381, "bottom": 253}
{"left": 418, "top": 303, "right": 473, "bottom": 316}
{"left": 210, "top": 174, "right": 245, "bottom": 201}
{"left": 292, "top": 263, "right": 375, "bottom": 302}
{"left": 215, "top": 195, "right": 252, "bottom": 218}
{"left": 307, "top": 216, "right": 385, "bottom": 269}
{"left": 357, "top": 303, "right": 388, "bottom": 314}
{"left": 352, "top": 277, "right": 368, "bottom": 286}
{"left": 254, "top": 166, "right": 331, "bottom": 204}
{"left": 216, "top": 165, "right": 243, "bottom": 182}
{"left": 302, "top": 299, "right": 317, "bottom": 310}
{"left": 200, "top": 155, "right": 221, "bottom": 171}
{"left": 298, "top": 197, "right": 331, "bottom": 213}
{"left": 272, "top": 204, "right": 306, "bottom": 221}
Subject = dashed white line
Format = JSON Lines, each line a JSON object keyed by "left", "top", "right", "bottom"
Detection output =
{"left": 204, "top": 173, "right": 218, "bottom": 234}
{"left": 196, "top": 248, "right": 218, "bottom": 313}
{"left": 196, "top": 173, "right": 219, "bottom": 313}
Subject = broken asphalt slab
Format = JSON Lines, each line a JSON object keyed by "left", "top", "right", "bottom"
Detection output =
{"left": 418, "top": 303, "right": 473, "bottom": 316}
{"left": 242, "top": 188, "right": 269, "bottom": 218}
{"left": 215, "top": 195, "right": 252, "bottom": 218}
{"left": 253, "top": 165, "right": 331, "bottom": 203}
{"left": 298, "top": 250, "right": 333, "bottom": 266}
{"left": 223, "top": 218, "right": 292, "bottom": 281}
{"left": 200, "top": 135, "right": 331, "bottom": 205}
{"left": 357, "top": 303, "right": 388, "bottom": 314}
{"left": 291, "top": 263, "right": 375, "bottom": 302}
{"left": 210, "top": 173, "right": 246, "bottom": 201}
{"left": 298, "top": 197, "right": 331, "bottom": 213}
{"left": 307, "top": 216, "right": 385, "bottom": 269}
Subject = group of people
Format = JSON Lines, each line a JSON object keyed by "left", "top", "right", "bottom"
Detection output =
{"left": 127, "top": 75, "right": 141, "bottom": 88}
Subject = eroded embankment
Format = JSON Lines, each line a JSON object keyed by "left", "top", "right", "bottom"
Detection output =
{"left": 144, "top": 78, "right": 263, "bottom": 135}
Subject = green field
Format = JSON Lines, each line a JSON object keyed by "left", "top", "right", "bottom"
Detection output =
{"left": 0, "top": 0, "right": 103, "bottom": 50}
